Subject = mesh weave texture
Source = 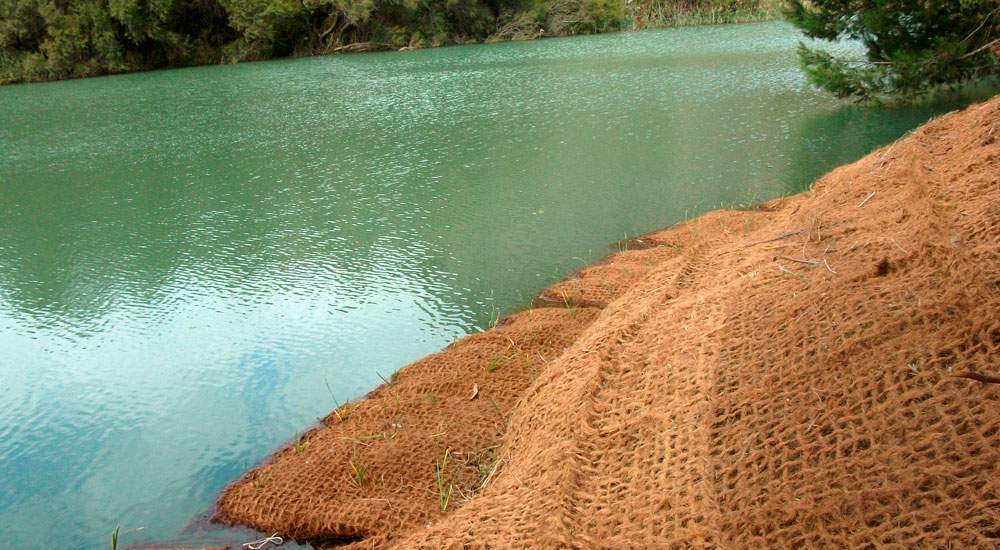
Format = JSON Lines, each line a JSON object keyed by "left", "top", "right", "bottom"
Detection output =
{"left": 216, "top": 95, "right": 1000, "bottom": 549}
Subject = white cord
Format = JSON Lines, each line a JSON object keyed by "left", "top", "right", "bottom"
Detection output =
{"left": 243, "top": 533, "right": 284, "bottom": 549}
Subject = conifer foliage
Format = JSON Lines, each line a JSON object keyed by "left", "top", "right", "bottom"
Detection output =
{"left": 784, "top": 0, "right": 1000, "bottom": 101}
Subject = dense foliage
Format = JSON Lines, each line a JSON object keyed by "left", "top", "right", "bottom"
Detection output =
{"left": 785, "top": 0, "right": 1000, "bottom": 101}
{"left": 0, "top": 0, "right": 773, "bottom": 84}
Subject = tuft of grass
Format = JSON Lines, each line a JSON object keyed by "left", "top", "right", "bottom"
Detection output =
{"left": 525, "top": 353, "right": 539, "bottom": 380}
{"left": 560, "top": 290, "right": 578, "bottom": 318}
{"left": 487, "top": 289, "right": 501, "bottom": 329}
{"left": 421, "top": 382, "right": 438, "bottom": 404}
{"left": 352, "top": 398, "right": 402, "bottom": 440}
{"left": 433, "top": 423, "right": 461, "bottom": 511}
{"left": 365, "top": 397, "right": 403, "bottom": 440}
{"left": 109, "top": 525, "right": 145, "bottom": 550}
{"left": 486, "top": 352, "right": 509, "bottom": 373}
{"left": 485, "top": 392, "right": 509, "bottom": 437}
{"left": 616, "top": 231, "right": 630, "bottom": 253}
{"left": 324, "top": 376, "right": 353, "bottom": 422}
{"left": 293, "top": 430, "right": 309, "bottom": 454}
{"left": 249, "top": 469, "right": 271, "bottom": 489}
{"left": 349, "top": 445, "right": 369, "bottom": 488}
{"left": 323, "top": 375, "right": 339, "bottom": 404}
{"left": 486, "top": 340, "right": 518, "bottom": 373}
{"left": 435, "top": 448, "right": 459, "bottom": 511}
{"left": 737, "top": 190, "right": 762, "bottom": 212}
{"left": 468, "top": 444, "right": 500, "bottom": 494}
{"left": 359, "top": 422, "right": 400, "bottom": 441}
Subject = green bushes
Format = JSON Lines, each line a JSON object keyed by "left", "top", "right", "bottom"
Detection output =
{"left": 0, "top": 0, "right": 777, "bottom": 84}
{"left": 0, "top": 0, "right": 236, "bottom": 82}
{"left": 582, "top": 0, "right": 625, "bottom": 33}
{"left": 1, "top": 1, "right": 125, "bottom": 81}
{"left": 220, "top": 0, "right": 309, "bottom": 59}
{"left": 622, "top": 0, "right": 779, "bottom": 29}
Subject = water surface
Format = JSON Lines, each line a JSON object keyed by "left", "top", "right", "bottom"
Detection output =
{"left": 0, "top": 22, "right": 994, "bottom": 549}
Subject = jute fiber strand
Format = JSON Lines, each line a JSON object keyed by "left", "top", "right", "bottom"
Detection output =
{"left": 213, "top": 305, "right": 609, "bottom": 543}
{"left": 216, "top": 95, "right": 1000, "bottom": 549}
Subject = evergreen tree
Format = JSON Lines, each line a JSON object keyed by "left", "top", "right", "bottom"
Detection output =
{"left": 785, "top": 0, "right": 1000, "bottom": 101}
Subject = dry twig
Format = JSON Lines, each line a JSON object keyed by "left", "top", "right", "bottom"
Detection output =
{"left": 777, "top": 264, "right": 805, "bottom": 280}
{"left": 951, "top": 371, "right": 1000, "bottom": 384}
{"left": 743, "top": 230, "right": 805, "bottom": 248}
{"left": 778, "top": 255, "right": 820, "bottom": 266}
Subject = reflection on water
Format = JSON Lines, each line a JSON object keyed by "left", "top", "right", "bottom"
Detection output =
{"left": 0, "top": 21, "right": 994, "bottom": 549}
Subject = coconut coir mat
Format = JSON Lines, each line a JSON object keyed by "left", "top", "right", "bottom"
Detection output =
{"left": 217, "top": 95, "right": 1000, "bottom": 548}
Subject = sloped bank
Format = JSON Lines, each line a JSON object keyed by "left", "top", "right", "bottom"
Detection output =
{"left": 216, "top": 95, "right": 1000, "bottom": 548}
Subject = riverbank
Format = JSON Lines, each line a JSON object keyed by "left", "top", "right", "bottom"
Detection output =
{"left": 0, "top": 0, "right": 780, "bottom": 85}
{"left": 212, "top": 95, "right": 1000, "bottom": 548}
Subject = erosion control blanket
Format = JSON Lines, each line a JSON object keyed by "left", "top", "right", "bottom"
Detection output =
{"left": 217, "top": 95, "right": 1000, "bottom": 549}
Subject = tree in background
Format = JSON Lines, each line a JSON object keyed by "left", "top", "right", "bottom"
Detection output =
{"left": 0, "top": 0, "right": 768, "bottom": 84}
{"left": 784, "top": 0, "right": 1000, "bottom": 101}
{"left": 0, "top": 0, "right": 233, "bottom": 82}
{"left": 0, "top": 1, "right": 125, "bottom": 80}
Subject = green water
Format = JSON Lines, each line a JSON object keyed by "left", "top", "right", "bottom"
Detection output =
{"left": 0, "top": 22, "right": 995, "bottom": 549}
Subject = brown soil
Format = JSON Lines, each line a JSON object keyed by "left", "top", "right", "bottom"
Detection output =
{"left": 215, "top": 95, "right": 1000, "bottom": 548}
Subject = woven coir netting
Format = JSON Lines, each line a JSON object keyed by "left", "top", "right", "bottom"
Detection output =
{"left": 217, "top": 95, "right": 1000, "bottom": 548}
{"left": 213, "top": 224, "right": 677, "bottom": 545}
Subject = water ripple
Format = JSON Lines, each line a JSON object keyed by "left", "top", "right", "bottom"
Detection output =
{"left": 0, "top": 21, "right": 996, "bottom": 550}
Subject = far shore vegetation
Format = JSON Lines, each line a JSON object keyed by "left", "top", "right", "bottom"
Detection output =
{"left": 0, "top": 0, "right": 781, "bottom": 85}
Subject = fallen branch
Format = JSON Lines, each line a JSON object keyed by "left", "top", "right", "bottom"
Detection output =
{"left": 744, "top": 230, "right": 805, "bottom": 248}
{"left": 778, "top": 255, "right": 820, "bottom": 266}
{"left": 777, "top": 264, "right": 805, "bottom": 280}
{"left": 330, "top": 41, "right": 395, "bottom": 53}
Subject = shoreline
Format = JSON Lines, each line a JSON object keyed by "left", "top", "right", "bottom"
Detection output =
{"left": 1, "top": 10, "right": 781, "bottom": 87}
{"left": 208, "top": 94, "right": 1000, "bottom": 549}
{"left": 154, "top": 226, "right": 753, "bottom": 549}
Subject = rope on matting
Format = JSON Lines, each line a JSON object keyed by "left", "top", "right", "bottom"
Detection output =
{"left": 243, "top": 533, "right": 283, "bottom": 549}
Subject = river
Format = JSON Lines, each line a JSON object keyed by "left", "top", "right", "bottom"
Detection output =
{"left": 0, "top": 21, "right": 995, "bottom": 549}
